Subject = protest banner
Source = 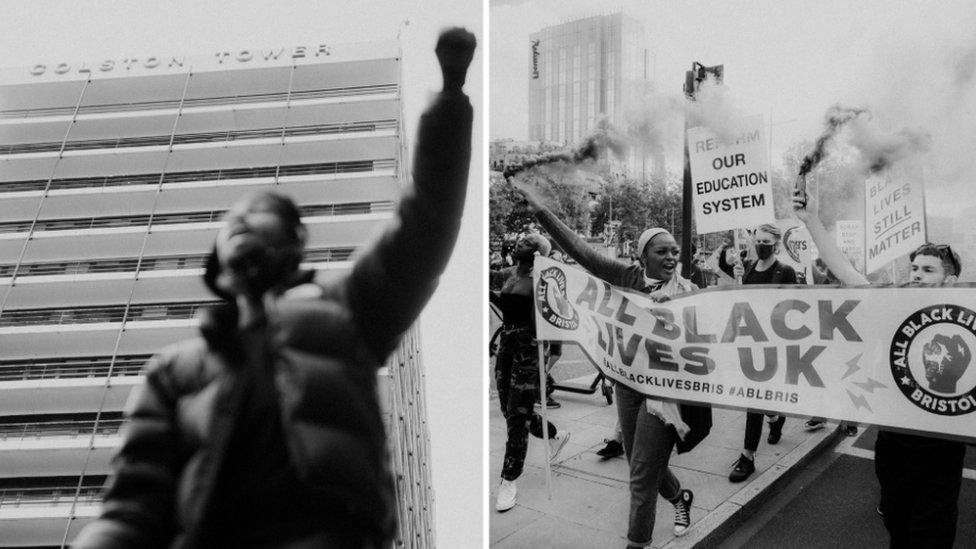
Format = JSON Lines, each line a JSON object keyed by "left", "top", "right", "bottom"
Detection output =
{"left": 688, "top": 114, "right": 775, "bottom": 234}
{"left": 533, "top": 256, "right": 976, "bottom": 440}
{"left": 836, "top": 220, "right": 865, "bottom": 274}
{"left": 865, "top": 174, "right": 926, "bottom": 273}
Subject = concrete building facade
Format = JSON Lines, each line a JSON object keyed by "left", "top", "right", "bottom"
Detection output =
{"left": 0, "top": 41, "right": 433, "bottom": 547}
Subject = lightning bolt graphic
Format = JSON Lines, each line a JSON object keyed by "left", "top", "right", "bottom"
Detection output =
{"left": 846, "top": 389, "right": 872, "bottom": 412}
{"left": 852, "top": 377, "right": 887, "bottom": 393}
{"left": 842, "top": 353, "right": 862, "bottom": 380}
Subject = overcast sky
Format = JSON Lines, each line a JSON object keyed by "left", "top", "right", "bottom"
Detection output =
{"left": 491, "top": 0, "right": 976, "bottom": 218}
{"left": 0, "top": 0, "right": 483, "bottom": 544}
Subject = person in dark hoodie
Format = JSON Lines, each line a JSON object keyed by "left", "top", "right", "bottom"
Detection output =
{"left": 72, "top": 28, "right": 475, "bottom": 549}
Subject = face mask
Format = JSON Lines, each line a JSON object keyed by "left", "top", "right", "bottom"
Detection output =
{"left": 755, "top": 243, "right": 775, "bottom": 260}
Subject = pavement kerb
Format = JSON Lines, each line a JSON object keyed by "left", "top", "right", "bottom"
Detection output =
{"left": 661, "top": 423, "right": 844, "bottom": 549}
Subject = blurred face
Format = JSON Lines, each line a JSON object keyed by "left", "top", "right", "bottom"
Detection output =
{"left": 512, "top": 236, "right": 539, "bottom": 261}
{"left": 642, "top": 232, "right": 680, "bottom": 280}
{"left": 215, "top": 199, "right": 295, "bottom": 270}
{"left": 910, "top": 254, "right": 951, "bottom": 284}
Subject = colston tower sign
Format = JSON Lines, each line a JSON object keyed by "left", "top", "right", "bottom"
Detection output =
{"left": 28, "top": 44, "right": 333, "bottom": 77}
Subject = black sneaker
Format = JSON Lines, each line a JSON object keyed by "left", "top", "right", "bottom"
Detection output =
{"left": 767, "top": 415, "right": 785, "bottom": 444}
{"left": 596, "top": 439, "right": 624, "bottom": 459}
{"left": 844, "top": 425, "right": 859, "bottom": 437}
{"left": 729, "top": 454, "right": 755, "bottom": 483}
{"left": 534, "top": 398, "right": 561, "bottom": 409}
{"left": 673, "top": 489, "right": 694, "bottom": 536}
{"left": 804, "top": 419, "right": 826, "bottom": 431}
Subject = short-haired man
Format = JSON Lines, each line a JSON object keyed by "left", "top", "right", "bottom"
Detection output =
{"left": 793, "top": 191, "right": 967, "bottom": 548}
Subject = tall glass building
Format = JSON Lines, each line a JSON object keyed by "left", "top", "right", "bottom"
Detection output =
{"left": 0, "top": 41, "right": 433, "bottom": 547}
{"left": 527, "top": 13, "right": 658, "bottom": 176}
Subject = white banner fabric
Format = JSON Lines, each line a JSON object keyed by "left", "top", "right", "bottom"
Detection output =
{"left": 533, "top": 256, "right": 976, "bottom": 441}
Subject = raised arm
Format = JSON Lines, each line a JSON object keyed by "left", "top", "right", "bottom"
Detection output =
{"left": 792, "top": 190, "right": 867, "bottom": 286}
{"left": 345, "top": 28, "right": 476, "bottom": 362}
{"left": 512, "top": 179, "right": 631, "bottom": 285}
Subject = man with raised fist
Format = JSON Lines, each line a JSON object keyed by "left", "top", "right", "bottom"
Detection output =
{"left": 74, "top": 28, "right": 475, "bottom": 549}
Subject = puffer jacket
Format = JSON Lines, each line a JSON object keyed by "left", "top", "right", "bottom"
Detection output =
{"left": 72, "top": 76, "right": 473, "bottom": 549}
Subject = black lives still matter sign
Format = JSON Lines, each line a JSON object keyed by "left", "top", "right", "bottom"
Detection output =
{"left": 865, "top": 174, "right": 925, "bottom": 273}
{"left": 688, "top": 114, "right": 775, "bottom": 234}
{"left": 890, "top": 304, "right": 976, "bottom": 416}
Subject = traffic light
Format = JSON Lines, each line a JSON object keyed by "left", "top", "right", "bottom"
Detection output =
{"left": 683, "top": 62, "right": 724, "bottom": 99}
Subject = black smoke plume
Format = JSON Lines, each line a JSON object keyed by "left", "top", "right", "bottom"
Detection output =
{"left": 798, "top": 105, "right": 869, "bottom": 176}
{"left": 502, "top": 120, "right": 629, "bottom": 179}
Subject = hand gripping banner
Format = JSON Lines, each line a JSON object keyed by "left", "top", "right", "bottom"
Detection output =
{"left": 533, "top": 256, "right": 976, "bottom": 441}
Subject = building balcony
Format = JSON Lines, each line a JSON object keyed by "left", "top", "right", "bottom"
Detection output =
{"left": 0, "top": 317, "right": 197, "bottom": 361}
{"left": 0, "top": 163, "right": 399, "bottom": 223}
{"left": 0, "top": 246, "right": 356, "bottom": 309}
{"left": 0, "top": 475, "right": 103, "bottom": 547}
{"left": 0, "top": 355, "right": 145, "bottom": 416}
{"left": 0, "top": 414, "right": 121, "bottom": 478}
{"left": 1, "top": 118, "right": 397, "bottom": 157}
{"left": 0, "top": 83, "right": 399, "bottom": 144}
{"left": 0, "top": 349, "right": 392, "bottom": 418}
{"left": 0, "top": 123, "right": 398, "bottom": 183}
{"left": 0, "top": 206, "right": 392, "bottom": 265}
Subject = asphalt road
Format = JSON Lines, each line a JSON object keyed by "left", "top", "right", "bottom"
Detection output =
{"left": 718, "top": 426, "right": 976, "bottom": 548}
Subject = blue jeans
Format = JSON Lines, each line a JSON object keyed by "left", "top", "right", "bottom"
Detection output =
{"left": 616, "top": 383, "right": 681, "bottom": 547}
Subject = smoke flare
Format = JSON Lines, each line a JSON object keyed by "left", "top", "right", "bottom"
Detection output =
{"left": 848, "top": 122, "right": 932, "bottom": 174}
{"left": 798, "top": 105, "right": 869, "bottom": 176}
{"left": 502, "top": 120, "right": 629, "bottom": 179}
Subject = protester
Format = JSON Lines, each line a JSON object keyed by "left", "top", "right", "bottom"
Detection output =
{"left": 717, "top": 229, "right": 796, "bottom": 482}
{"left": 687, "top": 243, "right": 712, "bottom": 290}
{"left": 514, "top": 180, "right": 710, "bottom": 548}
{"left": 490, "top": 233, "right": 571, "bottom": 513}
{"left": 72, "top": 28, "right": 475, "bottom": 549}
{"left": 490, "top": 250, "right": 505, "bottom": 270}
{"left": 793, "top": 189, "right": 967, "bottom": 548}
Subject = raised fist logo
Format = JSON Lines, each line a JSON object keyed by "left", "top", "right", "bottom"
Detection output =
{"left": 536, "top": 266, "right": 579, "bottom": 330}
{"left": 922, "top": 333, "right": 972, "bottom": 394}
{"left": 543, "top": 275, "right": 574, "bottom": 319}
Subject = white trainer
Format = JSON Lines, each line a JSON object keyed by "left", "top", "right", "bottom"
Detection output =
{"left": 495, "top": 479, "right": 517, "bottom": 512}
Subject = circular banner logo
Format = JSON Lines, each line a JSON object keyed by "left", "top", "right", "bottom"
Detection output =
{"left": 782, "top": 225, "right": 808, "bottom": 264}
{"left": 890, "top": 304, "right": 976, "bottom": 416}
{"left": 536, "top": 266, "right": 579, "bottom": 331}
